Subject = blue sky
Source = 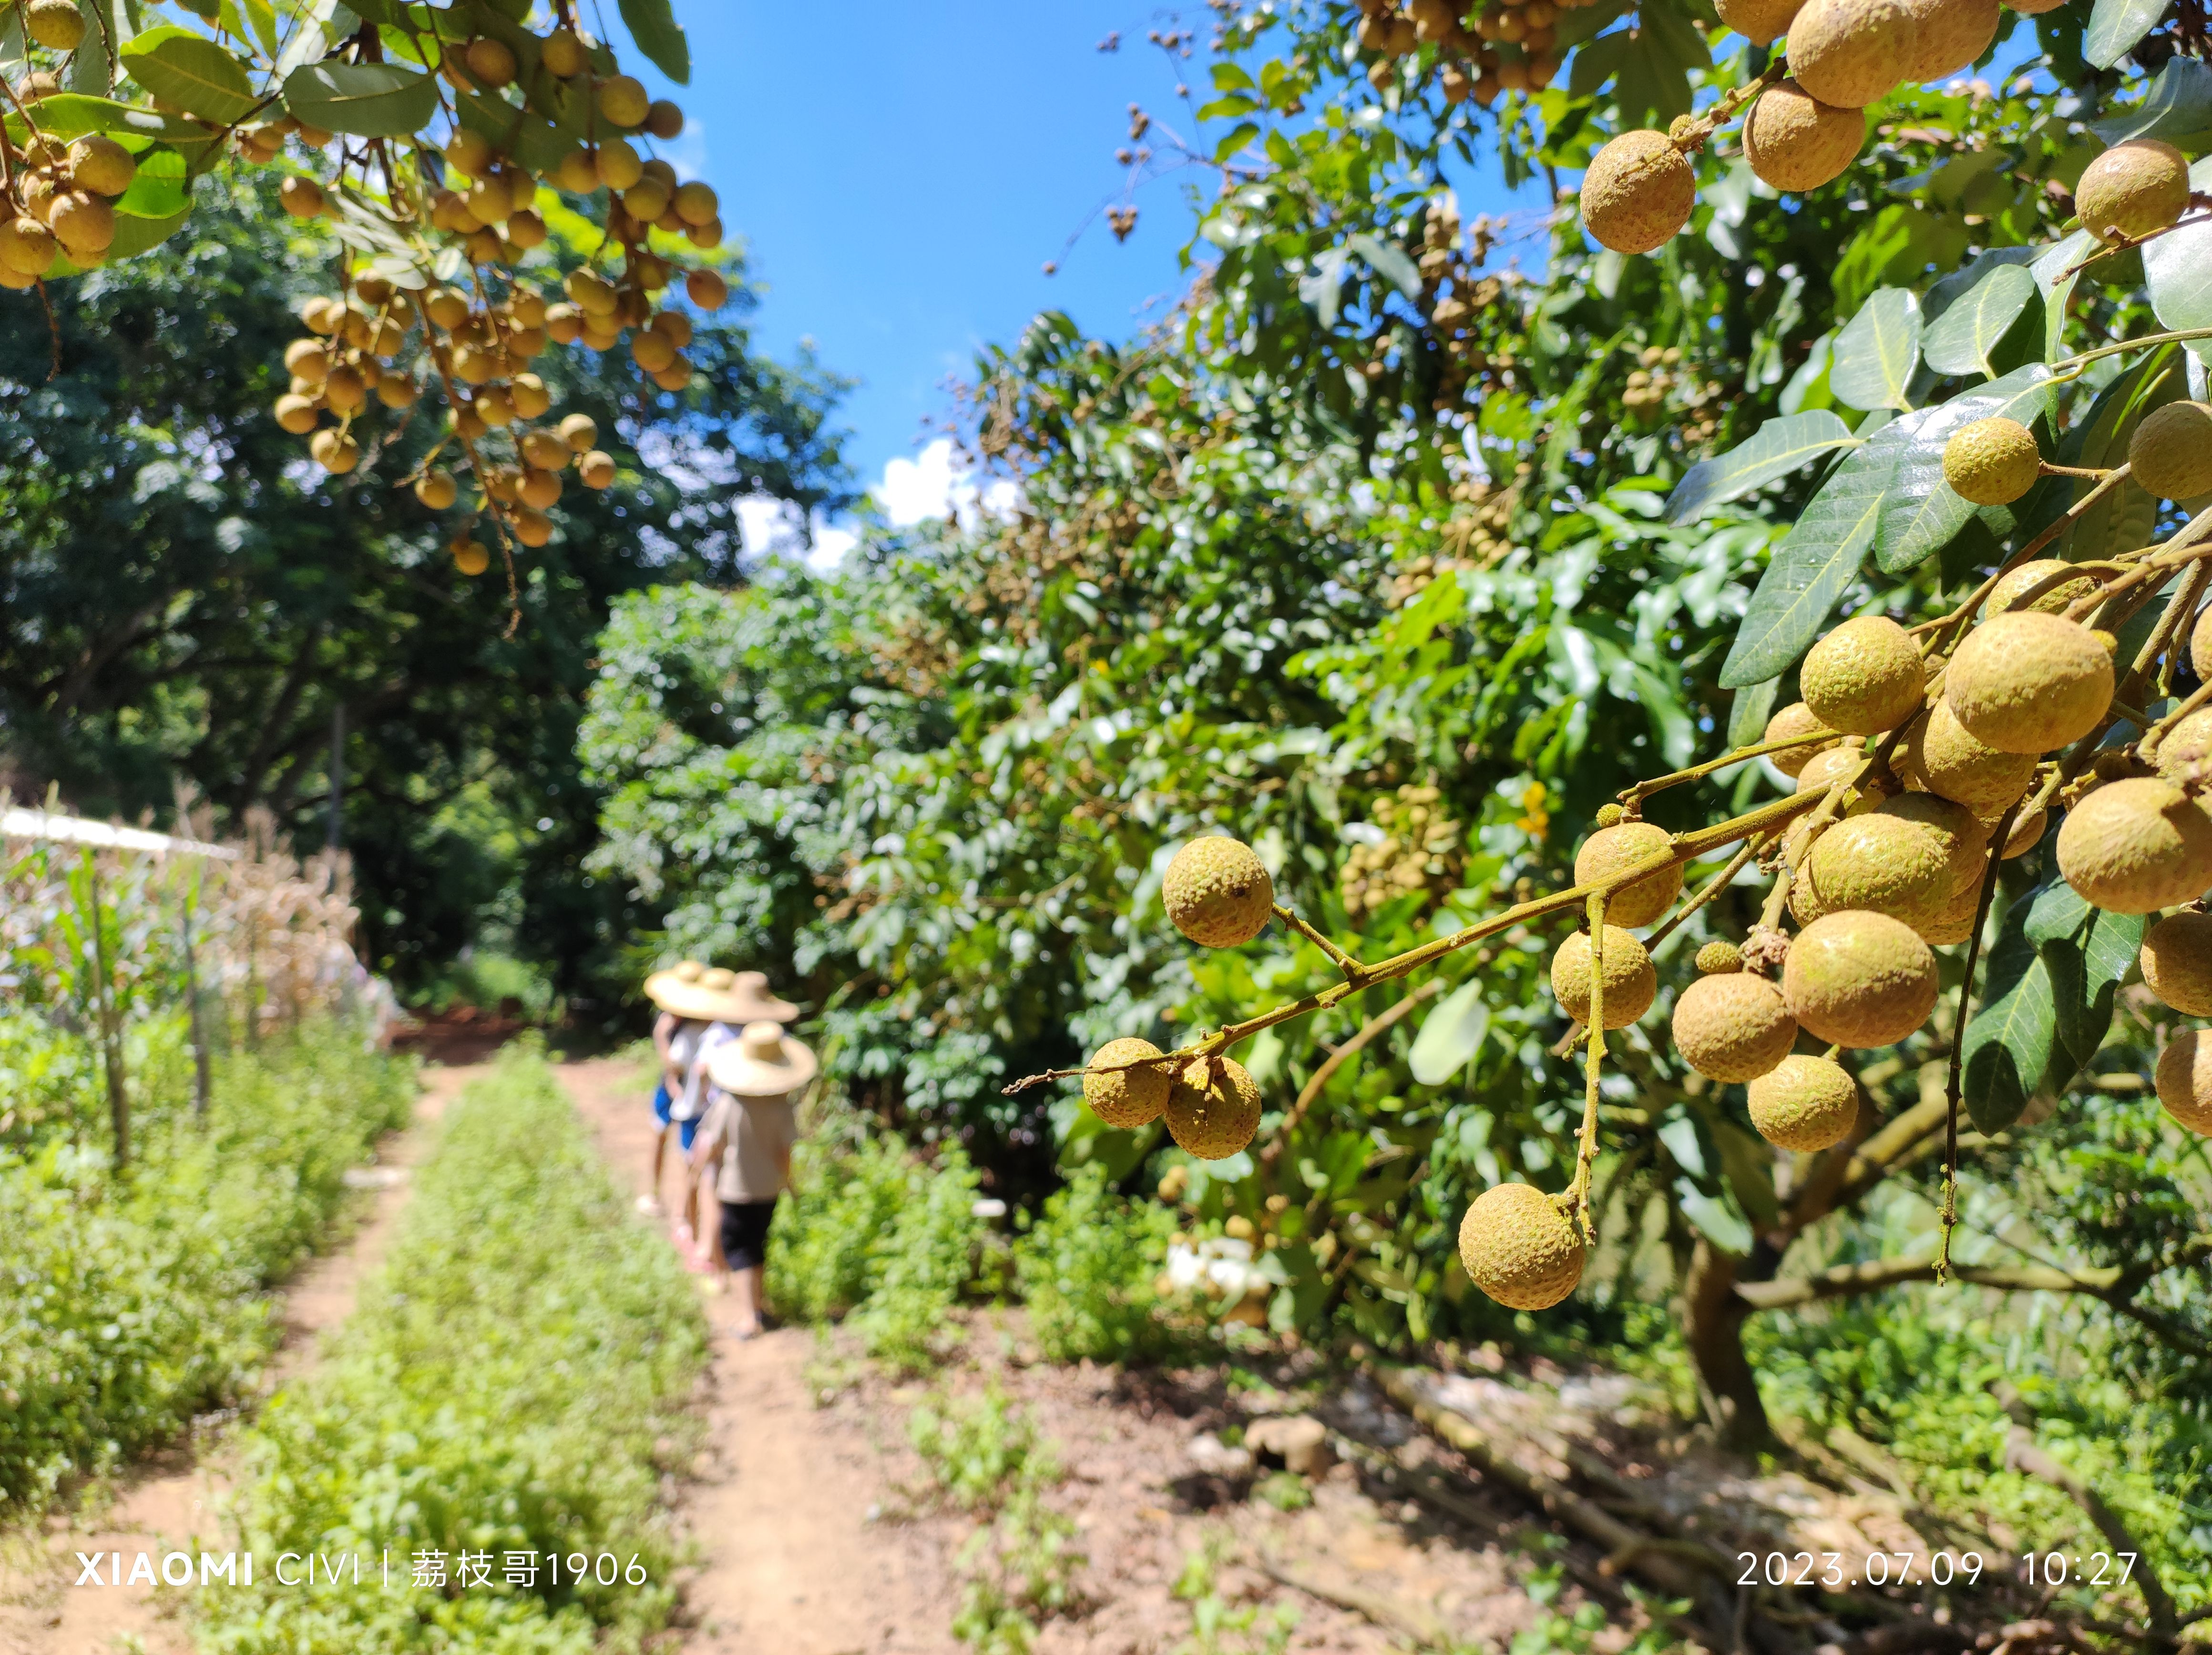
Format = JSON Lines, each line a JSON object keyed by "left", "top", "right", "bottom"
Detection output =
{"left": 627, "top": 2, "right": 1547, "bottom": 535}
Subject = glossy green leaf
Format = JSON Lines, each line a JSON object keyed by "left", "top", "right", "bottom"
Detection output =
{"left": 1830, "top": 287, "right": 1921, "bottom": 411}
{"left": 1874, "top": 364, "right": 2055, "bottom": 574}
{"left": 281, "top": 61, "right": 437, "bottom": 138}
{"left": 2143, "top": 154, "right": 2212, "bottom": 354}
{"left": 2024, "top": 882, "right": 2147, "bottom": 1073}
{"left": 1719, "top": 435, "right": 1896, "bottom": 687}
{"left": 2032, "top": 230, "right": 2095, "bottom": 361}
{"left": 1726, "top": 675, "right": 1780, "bottom": 749}
{"left": 1409, "top": 980, "right": 1488, "bottom": 1086}
{"left": 105, "top": 203, "right": 190, "bottom": 261}
{"left": 618, "top": 0, "right": 689, "bottom": 83}
{"left": 1922, "top": 264, "right": 2036, "bottom": 379}
{"left": 1963, "top": 896, "right": 2056, "bottom": 1134}
{"left": 1663, "top": 410, "right": 1855, "bottom": 523}
{"left": 114, "top": 146, "right": 188, "bottom": 219}
{"left": 2055, "top": 349, "right": 2181, "bottom": 562}
{"left": 1346, "top": 233, "right": 1420, "bottom": 299}
{"left": 2092, "top": 54, "right": 2212, "bottom": 149}
{"left": 1674, "top": 1177, "right": 1753, "bottom": 1256}
{"left": 118, "top": 26, "right": 257, "bottom": 125}
{"left": 2086, "top": 0, "right": 2166, "bottom": 69}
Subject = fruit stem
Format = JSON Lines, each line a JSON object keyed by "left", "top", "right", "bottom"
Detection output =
{"left": 1271, "top": 902, "right": 1366, "bottom": 981}
{"left": 1616, "top": 726, "right": 1841, "bottom": 808}
{"left": 1938, "top": 796, "right": 2022, "bottom": 1283}
{"left": 1567, "top": 888, "right": 1607, "bottom": 1235}
{"left": 2034, "top": 462, "right": 2115, "bottom": 480}
{"left": 1644, "top": 835, "right": 1766, "bottom": 950}
{"left": 2050, "top": 321, "right": 2212, "bottom": 374}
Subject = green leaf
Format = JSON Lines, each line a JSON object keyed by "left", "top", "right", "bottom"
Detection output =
{"left": 281, "top": 61, "right": 437, "bottom": 138}
{"left": 1674, "top": 1177, "right": 1753, "bottom": 1256}
{"left": 2025, "top": 882, "right": 2147, "bottom": 1073}
{"left": 114, "top": 145, "right": 187, "bottom": 218}
{"left": 2034, "top": 230, "right": 2097, "bottom": 362}
{"left": 1873, "top": 364, "right": 2055, "bottom": 574}
{"left": 118, "top": 25, "right": 257, "bottom": 124}
{"left": 2143, "top": 154, "right": 2212, "bottom": 357}
{"left": 2085, "top": 0, "right": 2166, "bottom": 69}
{"left": 1663, "top": 409, "right": 1855, "bottom": 523}
{"left": 1963, "top": 896, "right": 2056, "bottom": 1134}
{"left": 1210, "top": 61, "right": 1255, "bottom": 92}
{"left": 1718, "top": 438, "right": 1898, "bottom": 687}
{"left": 1567, "top": 29, "right": 1631, "bottom": 98}
{"left": 2092, "top": 54, "right": 2212, "bottom": 151}
{"left": 1726, "top": 675, "right": 1780, "bottom": 749}
{"left": 1409, "top": 981, "right": 1488, "bottom": 1086}
{"left": 1830, "top": 287, "right": 1921, "bottom": 411}
{"left": 618, "top": 0, "right": 689, "bottom": 83}
{"left": 105, "top": 202, "right": 190, "bottom": 261}
{"left": 1214, "top": 120, "right": 1260, "bottom": 161}
{"left": 2053, "top": 348, "right": 2181, "bottom": 561}
{"left": 1345, "top": 233, "right": 1421, "bottom": 299}
{"left": 1922, "top": 264, "right": 2036, "bottom": 379}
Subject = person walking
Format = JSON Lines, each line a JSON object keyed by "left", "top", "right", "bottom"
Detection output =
{"left": 694, "top": 1016, "right": 817, "bottom": 1338}
{"left": 637, "top": 960, "right": 705, "bottom": 1218}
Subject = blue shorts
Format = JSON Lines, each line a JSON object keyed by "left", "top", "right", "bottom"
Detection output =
{"left": 650, "top": 1085, "right": 702, "bottom": 1151}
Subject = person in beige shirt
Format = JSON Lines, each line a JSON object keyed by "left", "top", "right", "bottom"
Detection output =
{"left": 693, "top": 1019, "right": 818, "bottom": 1339}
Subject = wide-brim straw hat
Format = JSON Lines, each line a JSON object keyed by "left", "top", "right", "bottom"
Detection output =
{"left": 644, "top": 964, "right": 801, "bottom": 1023}
{"left": 707, "top": 1020, "right": 819, "bottom": 1097}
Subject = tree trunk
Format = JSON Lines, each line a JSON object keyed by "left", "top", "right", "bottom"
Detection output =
{"left": 1682, "top": 1239, "right": 1770, "bottom": 1451}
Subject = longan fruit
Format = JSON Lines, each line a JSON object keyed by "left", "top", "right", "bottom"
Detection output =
{"left": 2153, "top": 1030, "right": 2212, "bottom": 1134}
{"left": 1163, "top": 837, "right": 1274, "bottom": 948}
{"left": 1573, "top": 821, "right": 1682, "bottom": 928}
{"left": 2056, "top": 777, "right": 2212, "bottom": 914}
{"left": 1788, "top": 0, "right": 1919, "bottom": 108}
{"left": 1084, "top": 1037, "right": 1172, "bottom": 1128}
{"left": 2128, "top": 401, "right": 2212, "bottom": 501}
{"left": 1743, "top": 80, "right": 1865, "bottom": 193}
{"left": 1747, "top": 1054, "right": 1859, "bottom": 1150}
{"left": 1781, "top": 909, "right": 1940, "bottom": 1048}
{"left": 415, "top": 470, "right": 458, "bottom": 510}
{"left": 1672, "top": 971, "right": 1797, "bottom": 1082}
{"left": 1763, "top": 700, "right": 1838, "bottom": 778}
{"left": 1580, "top": 130, "right": 1695, "bottom": 256}
{"left": 1458, "top": 1183, "right": 1584, "bottom": 1310}
{"left": 1801, "top": 614, "right": 1924, "bottom": 736}
{"left": 2140, "top": 910, "right": 2212, "bottom": 1015}
{"left": 1942, "top": 417, "right": 2040, "bottom": 506}
{"left": 2075, "top": 139, "right": 2190, "bottom": 244}
{"left": 1550, "top": 926, "right": 1657, "bottom": 1028}
{"left": 1164, "top": 1056, "right": 1263, "bottom": 1159}
{"left": 1945, "top": 611, "right": 2113, "bottom": 755}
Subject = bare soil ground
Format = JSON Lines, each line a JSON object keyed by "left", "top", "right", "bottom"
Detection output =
{"left": 0, "top": 1062, "right": 477, "bottom": 1655}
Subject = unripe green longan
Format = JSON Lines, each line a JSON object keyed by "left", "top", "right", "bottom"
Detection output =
{"left": 1747, "top": 1054, "right": 1859, "bottom": 1150}
{"left": 1163, "top": 836, "right": 1274, "bottom": 948}
{"left": 2140, "top": 911, "right": 2212, "bottom": 1016}
{"left": 2075, "top": 139, "right": 2190, "bottom": 244}
{"left": 1942, "top": 418, "right": 2040, "bottom": 506}
{"left": 1164, "top": 1056, "right": 1263, "bottom": 1159}
{"left": 1084, "top": 1037, "right": 1172, "bottom": 1128}
{"left": 2128, "top": 401, "right": 2212, "bottom": 501}
{"left": 1458, "top": 1183, "right": 1585, "bottom": 1310}
{"left": 1580, "top": 130, "right": 1695, "bottom": 256}
{"left": 1550, "top": 926, "right": 1656, "bottom": 1028}
{"left": 1671, "top": 971, "right": 1798, "bottom": 1082}
{"left": 1989, "top": 558, "right": 2096, "bottom": 618}
{"left": 2056, "top": 777, "right": 2212, "bottom": 914}
{"left": 1945, "top": 611, "right": 2113, "bottom": 755}
{"left": 1802, "top": 614, "right": 1925, "bottom": 736}
{"left": 2153, "top": 1031, "right": 2212, "bottom": 1135}
{"left": 1743, "top": 80, "right": 1865, "bottom": 193}
{"left": 1788, "top": 0, "right": 1919, "bottom": 110}
{"left": 1573, "top": 821, "right": 1681, "bottom": 927}
{"left": 1782, "top": 909, "right": 1940, "bottom": 1048}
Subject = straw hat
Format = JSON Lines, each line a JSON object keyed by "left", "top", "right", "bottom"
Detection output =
{"left": 707, "top": 1021, "right": 819, "bottom": 1098}
{"left": 644, "top": 963, "right": 802, "bottom": 1023}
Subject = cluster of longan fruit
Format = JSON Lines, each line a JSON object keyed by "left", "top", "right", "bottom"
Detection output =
{"left": 1580, "top": 0, "right": 2058, "bottom": 256}
{"left": 229, "top": 17, "right": 731, "bottom": 556}
{"left": 0, "top": 133, "right": 138, "bottom": 286}
{"left": 1340, "top": 785, "right": 1463, "bottom": 919}
{"left": 1359, "top": 0, "right": 1599, "bottom": 103}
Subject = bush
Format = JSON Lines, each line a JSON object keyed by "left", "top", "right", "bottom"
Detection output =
{"left": 768, "top": 1130, "right": 919, "bottom": 1324}
{"left": 854, "top": 1141, "right": 988, "bottom": 1372}
{"left": 1014, "top": 1164, "right": 1179, "bottom": 1364}
{"left": 198, "top": 1047, "right": 709, "bottom": 1654}
{"left": 0, "top": 1017, "right": 412, "bottom": 1514}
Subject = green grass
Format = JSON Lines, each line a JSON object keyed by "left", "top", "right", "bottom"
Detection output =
{"left": 0, "top": 1016, "right": 413, "bottom": 1516}
{"left": 196, "top": 1046, "right": 710, "bottom": 1655}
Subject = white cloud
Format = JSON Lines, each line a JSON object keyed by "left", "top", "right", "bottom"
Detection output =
{"left": 875, "top": 437, "right": 1023, "bottom": 529}
{"left": 737, "top": 439, "right": 1020, "bottom": 575}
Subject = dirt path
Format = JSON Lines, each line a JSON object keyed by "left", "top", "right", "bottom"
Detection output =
{"left": 556, "top": 1057, "right": 959, "bottom": 1655}
{"left": 0, "top": 1062, "right": 481, "bottom": 1655}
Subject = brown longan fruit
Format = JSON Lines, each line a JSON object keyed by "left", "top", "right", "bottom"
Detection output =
{"left": 464, "top": 36, "right": 518, "bottom": 87}
{"left": 2075, "top": 139, "right": 2190, "bottom": 244}
{"left": 2153, "top": 1031, "right": 2212, "bottom": 1135}
{"left": 47, "top": 193, "right": 113, "bottom": 255}
{"left": 1743, "top": 80, "right": 1865, "bottom": 193}
{"left": 1579, "top": 130, "right": 1696, "bottom": 256}
{"left": 2055, "top": 777, "right": 2212, "bottom": 914}
{"left": 2140, "top": 911, "right": 2212, "bottom": 1015}
{"left": 415, "top": 470, "right": 458, "bottom": 510}
{"left": 1896, "top": 700, "right": 2034, "bottom": 816}
{"left": 1164, "top": 1056, "right": 1263, "bottom": 1159}
{"left": 597, "top": 74, "right": 651, "bottom": 128}
{"left": 1550, "top": 926, "right": 1657, "bottom": 1028}
{"left": 1163, "top": 837, "right": 1274, "bottom": 948}
{"left": 1806, "top": 810, "right": 1955, "bottom": 933}
{"left": 689, "top": 268, "right": 731, "bottom": 310}
{"left": 1084, "top": 1037, "right": 1172, "bottom": 1127}
{"left": 1802, "top": 614, "right": 1925, "bottom": 736}
{"left": 309, "top": 429, "right": 359, "bottom": 474}
{"left": 1945, "top": 611, "right": 2113, "bottom": 755}
{"left": 1763, "top": 700, "right": 1838, "bottom": 778}
{"left": 541, "top": 27, "right": 590, "bottom": 77}
{"left": 273, "top": 394, "right": 319, "bottom": 434}
{"left": 1696, "top": 940, "right": 1745, "bottom": 974}
{"left": 1900, "top": 0, "right": 1998, "bottom": 81}
{"left": 452, "top": 539, "right": 491, "bottom": 576}
{"left": 2128, "top": 401, "right": 2212, "bottom": 501}
{"left": 1747, "top": 1054, "right": 1860, "bottom": 1151}
{"left": 1782, "top": 909, "right": 1940, "bottom": 1048}
{"left": 580, "top": 450, "right": 618, "bottom": 489}
{"left": 1573, "top": 821, "right": 1682, "bottom": 928}
{"left": 1787, "top": 0, "right": 1919, "bottom": 110}
{"left": 1796, "top": 744, "right": 1862, "bottom": 795}
{"left": 2154, "top": 707, "right": 2212, "bottom": 789}
{"left": 1672, "top": 971, "right": 1798, "bottom": 1082}
{"left": 24, "top": 0, "right": 85, "bottom": 50}
{"left": 1457, "top": 1183, "right": 1584, "bottom": 1310}
{"left": 67, "top": 136, "right": 135, "bottom": 198}
{"left": 1716, "top": 0, "right": 1804, "bottom": 43}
